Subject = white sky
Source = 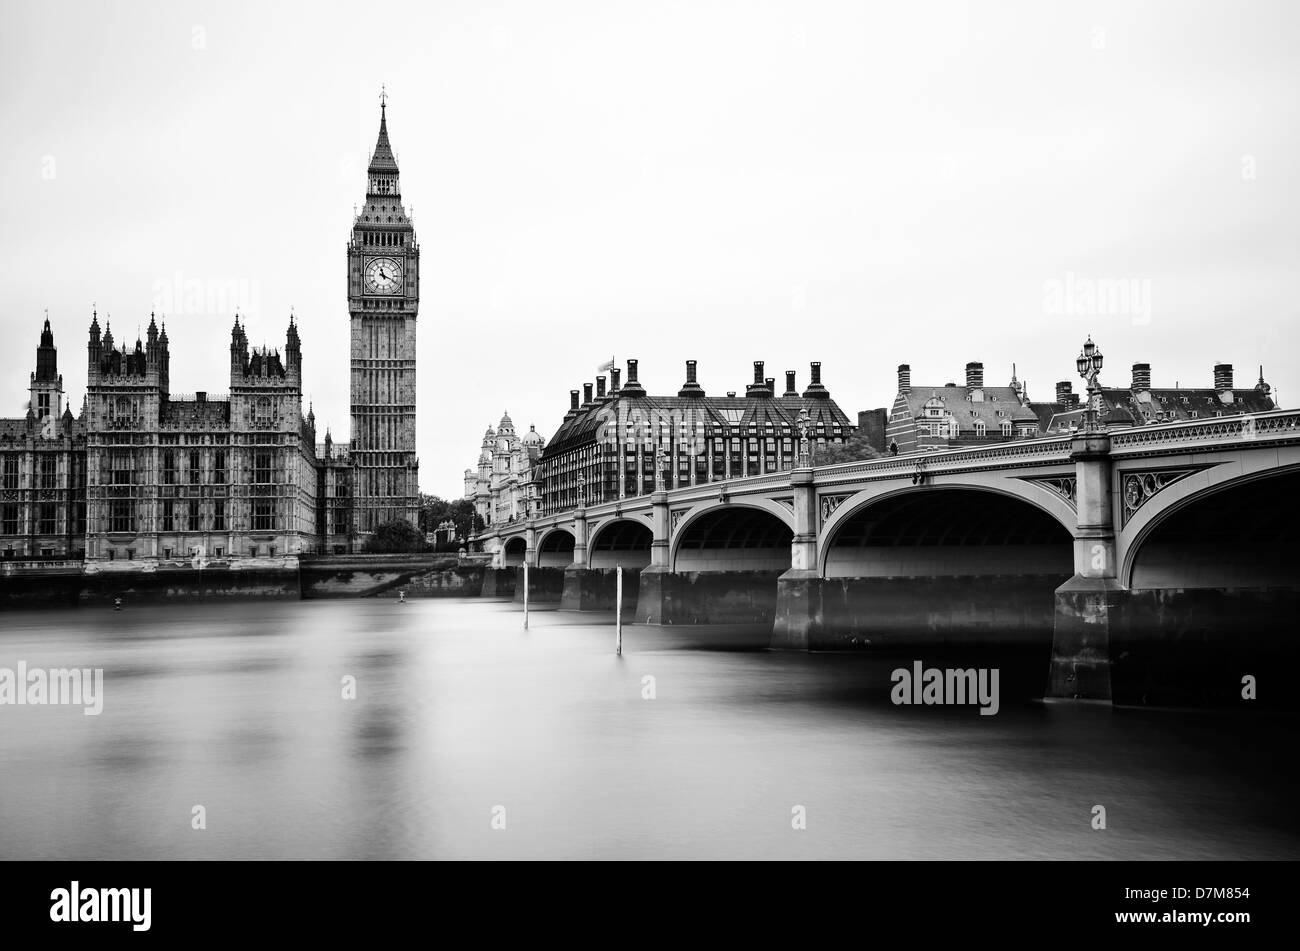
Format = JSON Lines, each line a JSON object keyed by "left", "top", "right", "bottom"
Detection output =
{"left": 2, "top": 0, "right": 1296, "bottom": 497}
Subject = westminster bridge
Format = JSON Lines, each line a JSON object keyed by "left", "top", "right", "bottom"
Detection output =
{"left": 477, "top": 410, "right": 1300, "bottom": 704}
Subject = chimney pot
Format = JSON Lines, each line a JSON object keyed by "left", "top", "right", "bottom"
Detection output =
{"left": 570, "top": 389, "right": 580, "bottom": 410}
{"left": 1214, "top": 362, "right": 1233, "bottom": 392}
{"left": 802, "top": 361, "right": 828, "bottom": 399}
{"left": 596, "top": 376, "right": 606, "bottom": 399}
{"left": 620, "top": 358, "right": 646, "bottom": 397}
{"left": 583, "top": 383, "right": 593, "bottom": 405}
{"left": 678, "top": 359, "right": 705, "bottom": 397}
{"left": 753, "top": 361, "right": 765, "bottom": 384}
{"left": 784, "top": 370, "right": 797, "bottom": 397}
{"left": 611, "top": 367, "right": 621, "bottom": 392}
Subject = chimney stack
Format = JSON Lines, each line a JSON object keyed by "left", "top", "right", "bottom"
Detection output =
{"left": 1214, "top": 362, "right": 1233, "bottom": 392}
{"left": 610, "top": 367, "right": 621, "bottom": 393}
{"left": 1131, "top": 363, "right": 1151, "bottom": 391}
{"left": 765, "top": 377, "right": 775, "bottom": 394}
{"left": 802, "top": 361, "right": 829, "bottom": 399}
{"left": 678, "top": 359, "right": 705, "bottom": 398}
{"left": 596, "top": 376, "right": 606, "bottom": 399}
{"left": 565, "top": 389, "right": 580, "bottom": 421}
{"left": 784, "top": 370, "right": 798, "bottom": 397}
{"left": 1055, "top": 381, "right": 1073, "bottom": 403}
{"left": 746, "top": 361, "right": 772, "bottom": 397}
{"left": 582, "top": 382, "right": 594, "bottom": 406}
{"left": 620, "top": 358, "right": 646, "bottom": 397}
{"left": 898, "top": 364, "right": 911, "bottom": 394}
{"left": 965, "top": 361, "right": 984, "bottom": 389}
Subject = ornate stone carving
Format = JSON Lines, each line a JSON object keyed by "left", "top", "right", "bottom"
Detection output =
{"left": 819, "top": 494, "right": 849, "bottom": 524}
{"left": 1120, "top": 467, "right": 1202, "bottom": 525}
{"left": 670, "top": 508, "right": 687, "bottom": 533}
{"left": 1021, "top": 474, "right": 1077, "bottom": 508}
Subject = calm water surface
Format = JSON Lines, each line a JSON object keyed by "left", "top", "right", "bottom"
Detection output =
{"left": 1, "top": 597, "right": 1296, "bottom": 860}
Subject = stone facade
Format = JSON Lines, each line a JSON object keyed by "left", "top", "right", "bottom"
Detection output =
{"left": 0, "top": 320, "right": 87, "bottom": 560}
{"left": 81, "top": 313, "right": 320, "bottom": 568}
{"left": 465, "top": 412, "right": 546, "bottom": 528}
{"left": 347, "top": 100, "right": 420, "bottom": 535}
{"left": 0, "top": 104, "right": 430, "bottom": 566}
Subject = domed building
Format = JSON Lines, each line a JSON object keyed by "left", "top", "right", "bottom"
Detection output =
{"left": 464, "top": 413, "right": 547, "bottom": 528}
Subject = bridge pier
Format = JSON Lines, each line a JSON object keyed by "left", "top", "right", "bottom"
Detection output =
{"left": 773, "top": 468, "right": 820, "bottom": 649}
{"left": 1046, "top": 433, "right": 1117, "bottom": 702}
{"left": 480, "top": 566, "right": 517, "bottom": 598}
{"left": 560, "top": 566, "right": 638, "bottom": 612}
{"left": 512, "top": 564, "right": 564, "bottom": 604}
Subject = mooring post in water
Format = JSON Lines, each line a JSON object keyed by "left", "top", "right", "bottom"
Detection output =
{"left": 523, "top": 563, "right": 529, "bottom": 630}
{"left": 615, "top": 567, "right": 623, "bottom": 656}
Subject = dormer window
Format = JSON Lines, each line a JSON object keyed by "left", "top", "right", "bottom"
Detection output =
{"left": 974, "top": 420, "right": 986, "bottom": 436}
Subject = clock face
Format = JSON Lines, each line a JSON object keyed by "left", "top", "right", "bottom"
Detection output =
{"left": 364, "top": 257, "right": 403, "bottom": 295}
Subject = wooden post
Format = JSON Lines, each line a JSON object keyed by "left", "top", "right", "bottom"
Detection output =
{"left": 615, "top": 566, "right": 623, "bottom": 656}
{"left": 523, "top": 562, "right": 530, "bottom": 630}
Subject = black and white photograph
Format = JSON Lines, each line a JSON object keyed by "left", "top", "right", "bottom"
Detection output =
{"left": 1, "top": 0, "right": 1295, "bottom": 932}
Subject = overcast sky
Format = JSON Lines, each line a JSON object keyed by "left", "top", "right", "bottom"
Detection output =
{"left": 2, "top": 0, "right": 1296, "bottom": 496}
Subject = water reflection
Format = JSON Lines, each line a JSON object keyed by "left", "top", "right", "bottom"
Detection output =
{"left": 0, "top": 598, "right": 1296, "bottom": 860}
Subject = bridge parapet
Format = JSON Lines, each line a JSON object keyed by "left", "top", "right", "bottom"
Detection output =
{"left": 1108, "top": 409, "right": 1300, "bottom": 456}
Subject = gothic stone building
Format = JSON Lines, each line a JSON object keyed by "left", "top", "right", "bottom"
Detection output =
{"left": 0, "top": 313, "right": 346, "bottom": 568}
{"left": 79, "top": 312, "right": 322, "bottom": 568}
{"left": 0, "top": 102, "right": 425, "bottom": 566}
{"left": 347, "top": 98, "right": 420, "bottom": 533}
{"left": 0, "top": 320, "right": 87, "bottom": 560}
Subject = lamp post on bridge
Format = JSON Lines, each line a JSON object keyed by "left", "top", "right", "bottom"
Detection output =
{"left": 795, "top": 408, "right": 812, "bottom": 468}
{"left": 656, "top": 445, "right": 671, "bottom": 492}
{"left": 1076, "top": 336, "right": 1106, "bottom": 433}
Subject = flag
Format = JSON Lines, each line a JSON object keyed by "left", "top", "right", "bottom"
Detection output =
{"left": 596, "top": 358, "right": 615, "bottom": 373}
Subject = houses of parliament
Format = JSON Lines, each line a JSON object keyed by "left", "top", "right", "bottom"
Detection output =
{"left": 0, "top": 102, "right": 419, "bottom": 567}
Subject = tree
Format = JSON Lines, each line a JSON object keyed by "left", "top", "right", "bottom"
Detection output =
{"left": 364, "top": 519, "right": 429, "bottom": 554}
{"left": 418, "top": 493, "right": 450, "bottom": 534}
{"left": 815, "top": 432, "right": 883, "bottom": 466}
{"left": 447, "top": 498, "right": 481, "bottom": 541}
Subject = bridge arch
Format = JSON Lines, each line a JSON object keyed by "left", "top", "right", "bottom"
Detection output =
{"left": 589, "top": 518, "right": 653, "bottom": 569}
{"left": 537, "top": 527, "right": 576, "bottom": 567}
{"left": 1122, "top": 465, "right": 1300, "bottom": 588}
{"left": 819, "top": 484, "right": 1074, "bottom": 579}
{"left": 501, "top": 536, "right": 527, "bottom": 566}
{"left": 670, "top": 501, "right": 794, "bottom": 573}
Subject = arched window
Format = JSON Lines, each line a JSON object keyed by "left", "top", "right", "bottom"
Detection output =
{"left": 1000, "top": 419, "right": 1012, "bottom": 436}
{"left": 974, "top": 419, "right": 986, "bottom": 437}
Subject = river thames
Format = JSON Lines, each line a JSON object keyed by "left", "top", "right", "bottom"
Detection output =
{"left": 1, "top": 597, "right": 1296, "bottom": 860}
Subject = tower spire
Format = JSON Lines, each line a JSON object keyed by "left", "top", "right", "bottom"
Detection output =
{"left": 368, "top": 88, "right": 398, "bottom": 174}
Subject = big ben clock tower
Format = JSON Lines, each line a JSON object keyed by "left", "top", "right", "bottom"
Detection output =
{"left": 348, "top": 92, "right": 420, "bottom": 534}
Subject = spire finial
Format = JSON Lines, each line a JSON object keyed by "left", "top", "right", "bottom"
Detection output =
{"left": 380, "top": 84, "right": 387, "bottom": 112}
